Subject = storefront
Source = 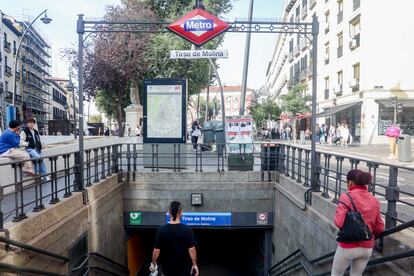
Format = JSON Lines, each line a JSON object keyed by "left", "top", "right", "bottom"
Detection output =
{"left": 317, "top": 102, "right": 362, "bottom": 141}
{"left": 377, "top": 100, "right": 414, "bottom": 136}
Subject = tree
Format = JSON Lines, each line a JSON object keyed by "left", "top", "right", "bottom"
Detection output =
{"left": 280, "top": 83, "right": 311, "bottom": 115}
{"left": 249, "top": 99, "right": 281, "bottom": 128}
{"left": 198, "top": 97, "right": 220, "bottom": 123}
{"left": 63, "top": 1, "right": 157, "bottom": 136}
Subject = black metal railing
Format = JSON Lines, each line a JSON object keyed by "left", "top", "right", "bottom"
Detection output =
{"left": 4, "top": 66, "right": 12, "bottom": 76}
{"left": 268, "top": 219, "right": 414, "bottom": 275}
{"left": 71, "top": 252, "right": 129, "bottom": 276}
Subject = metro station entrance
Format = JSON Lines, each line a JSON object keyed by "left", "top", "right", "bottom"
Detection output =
{"left": 127, "top": 227, "right": 271, "bottom": 276}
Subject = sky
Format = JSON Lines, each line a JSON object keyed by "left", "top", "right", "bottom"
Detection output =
{"left": 1, "top": 0, "right": 284, "bottom": 114}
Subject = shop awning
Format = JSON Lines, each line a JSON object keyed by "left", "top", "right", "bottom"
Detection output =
{"left": 317, "top": 102, "right": 361, "bottom": 117}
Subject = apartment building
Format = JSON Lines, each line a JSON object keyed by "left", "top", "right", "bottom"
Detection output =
{"left": 189, "top": 85, "right": 253, "bottom": 121}
{"left": 266, "top": 0, "right": 414, "bottom": 144}
{"left": 0, "top": 11, "right": 51, "bottom": 130}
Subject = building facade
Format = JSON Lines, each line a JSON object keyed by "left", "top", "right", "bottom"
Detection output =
{"left": 0, "top": 11, "right": 51, "bottom": 130}
{"left": 189, "top": 85, "right": 253, "bottom": 122}
{"left": 266, "top": 0, "right": 414, "bottom": 144}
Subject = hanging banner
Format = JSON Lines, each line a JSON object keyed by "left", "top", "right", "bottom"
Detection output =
{"left": 170, "top": 49, "right": 228, "bottom": 59}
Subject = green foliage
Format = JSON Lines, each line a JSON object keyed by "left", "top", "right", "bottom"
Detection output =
{"left": 198, "top": 97, "right": 220, "bottom": 123}
{"left": 249, "top": 99, "right": 281, "bottom": 126}
{"left": 280, "top": 84, "right": 311, "bottom": 115}
{"left": 94, "top": 88, "right": 130, "bottom": 122}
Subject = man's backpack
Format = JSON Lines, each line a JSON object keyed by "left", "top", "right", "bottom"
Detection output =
{"left": 337, "top": 193, "right": 373, "bottom": 242}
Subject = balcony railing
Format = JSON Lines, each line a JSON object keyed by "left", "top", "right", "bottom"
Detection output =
{"left": 350, "top": 33, "right": 361, "bottom": 50}
{"left": 4, "top": 41, "right": 11, "bottom": 52}
{"left": 288, "top": 51, "right": 294, "bottom": 62}
{"left": 337, "top": 46, "right": 343, "bottom": 58}
{"left": 353, "top": 0, "right": 361, "bottom": 11}
{"left": 324, "top": 24, "right": 330, "bottom": 34}
{"left": 324, "top": 89, "right": 329, "bottom": 100}
{"left": 337, "top": 11, "right": 343, "bottom": 24}
{"left": 310, "top": 0, "right": 317, "bottom": 9}
{"left": 5, "top": 66, "right": 13, "bottom": 76}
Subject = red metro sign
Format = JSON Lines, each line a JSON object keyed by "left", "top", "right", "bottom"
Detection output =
{"left": 167, "top": 8, "right": 230, "bottom": 46}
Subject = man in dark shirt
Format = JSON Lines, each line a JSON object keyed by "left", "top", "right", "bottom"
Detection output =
{"left": 150, "top": 201, "right": 199, "bottom": 276}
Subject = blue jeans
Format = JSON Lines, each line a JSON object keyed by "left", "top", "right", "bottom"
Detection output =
{"left": 26, "top": 148, "right": 47, "bottom": 178}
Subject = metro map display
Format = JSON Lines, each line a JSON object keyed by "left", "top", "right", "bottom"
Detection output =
{"left": 143, "top": 79, "right": 187, "bottom": 144}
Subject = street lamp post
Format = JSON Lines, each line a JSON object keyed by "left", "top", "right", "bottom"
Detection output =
{"left": 67, "top": 76, "right": 77, "bottom": 139}
{"left": 8, "top": 10, "right": 52, "bottom": 125}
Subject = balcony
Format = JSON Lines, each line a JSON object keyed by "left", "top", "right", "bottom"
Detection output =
{"left": 349, "top": 79, "right": 360, "bottom": 92}
{"left": 5, "top": 66, "right": 13, "bottom": 76}
{"left": 324, "top": 24, "right": 330, "bottom": 34}
{"left": 4, "top": 41, "right": 11, "bottom": 52}
{"left": 337, "top": 11, "right": 343, "bottom": 24}
{"left": 301, "top": 6, "right": 308, "bottom": 19}
{"left": 324, "top": 89, "right": 330, "bottom": 100}
{"left": 337, "top": 46, "right": 343, "bottom": 58}
{"left": 333, "top": 84, "right": 343, "bottom": 96}
{"left": 349, "top": 33, "right": 360, "bottom": 50}
{"left": 294, "top": 45, "right": 300, "bottom": 57}
{"left": 353, "top": 0, "right": 360, "bottom": 11}
{"left": 324, "top": 55, "right": 330, "bottom": 65}
{"left": 310, "top": 0, "right": 317, "bottom": 9}
{"left": 300, "top": 37, "right": 309, "bottom": 51}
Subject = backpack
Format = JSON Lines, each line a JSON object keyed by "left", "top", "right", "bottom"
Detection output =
{"left": 336, "top": 193, "right": 373, "bottom": 243}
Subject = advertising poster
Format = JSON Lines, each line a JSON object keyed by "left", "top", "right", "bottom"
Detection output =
{"left": 226, "top": 116, "right": 254, "bottom": 153}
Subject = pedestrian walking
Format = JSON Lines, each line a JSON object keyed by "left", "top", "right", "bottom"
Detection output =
{"left": 135, "top": 125, "right": 141, "bottom": 136}
{"left": 304, "top": 128, "right": 311, "bottom": 140}
{"left": 341, "top": 124, "right": 350, "bottom": 147}
{"left": 191, "top": 121, "right": 201, "bottom": 151}
{"left": 328, "top": 124, "right": 336, "bottom": 144}
{"left": 331, "top": 170, "right": 384, "bottom": 276}
{"left": 20, "top": 118, "right": 49, "bottom": 180}
{"left": 315, "top": 124, "right": 320, "bottom": 143}
{"left": 0, "top": 120, "right": 35, "bottom": 176}
{"left": 320, "top": 124, "right": 326, "bottom": 144}
{"left": 150, "top": 201, "right": 199, "bottom": 276}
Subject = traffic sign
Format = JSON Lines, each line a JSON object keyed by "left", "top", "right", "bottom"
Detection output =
{"left": 167, "top": 8, "right": 230, "bottom": 46}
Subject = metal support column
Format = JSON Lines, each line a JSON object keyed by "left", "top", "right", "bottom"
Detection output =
{"left": 77, "top": 14, "right": 85, "bottom": 189}
{"left": 310, "top": 15, "right": 319, "bottom": 192}
{"left": 240, "top": 0, "right": 254, "bottom": 116}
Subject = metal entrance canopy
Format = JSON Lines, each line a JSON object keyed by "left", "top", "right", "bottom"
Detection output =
{"left": 76, "top": 6, "right": 320, "bottom": 194}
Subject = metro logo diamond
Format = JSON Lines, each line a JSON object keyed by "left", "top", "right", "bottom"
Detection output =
{"left": 184, "top": 19, "right": 214, "bottom": 32}
{"left": 168, "top": 8, "right": 230, "bottom": 46}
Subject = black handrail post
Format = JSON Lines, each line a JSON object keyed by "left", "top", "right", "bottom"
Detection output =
{"left": 173, "top": 144, "right": 177, "bottom": 172}
{"left": 63, "top": 155, "right": 72, "bottom": 198}
{"left": 133, "top": 144, "right": 137, "bottom": 181}
{"left": 106, "top": 146, "right": 112, "bottom": 177}
{"left": 73, "top": 152, "right": 82, "bottom": 192}
{"left": 312, "top": 152, "right": 321, "bottom": 192}
{"left": 93, "top": 148, "right": 99, "bottom": 183}
{"left": 385, "top": 167, "right": 399, "bottom": 230}
{"left": 100, "top": 147, "right": 106, "bottom": 180}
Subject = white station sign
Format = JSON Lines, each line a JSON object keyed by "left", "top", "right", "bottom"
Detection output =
{"left": 170, "top": 49, "right": 228, "bottom": 59}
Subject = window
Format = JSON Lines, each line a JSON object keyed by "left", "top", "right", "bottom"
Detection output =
{"left": 296, "top": 6, "right": 300, "bottom": 19}
{"left": 13, "top": 41, "right": 17, "bottom": 55}
{"left": 302, "top": 0, "right": 307, "bottom": 6}
{"left": 337, "top": 71, "right": 343, "bottom": 85}
{"left": 325, "top": 42, "right": 330, "bottom": 64}
{"left": 337, "top": 0, "right": 344, "bottom": 23}
{"left": 337, "top": 32, "right": 343, "bottom": 58}
{"left": 324, "top": 77, "right": 330, "bottom": 99}
{"left": 5, "top": 81, "right": 9, "bottom": 93}
{"left": 353, "top": 0, "right": 360, "bottom": 11}
{"left": 353, "top": 63, "right": 360, "bottom": 80}
{"left": 351, "top": 17, "right": 361, "bottom": 36}
{"left": 325, "top": 11, "right": 330, "bottom": 33}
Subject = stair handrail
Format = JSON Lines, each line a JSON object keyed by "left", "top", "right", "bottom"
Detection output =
{"left": 90, "top": 251, "right": 129, "bottom": 274}
{"left": 268, "top": 219, "right": 414, "bottom": 275}
{"left": 0, "top": 262, "right": 67, "bottom": 276}
{"left": 0, "top": 235, "right": 70, "bottom": 262}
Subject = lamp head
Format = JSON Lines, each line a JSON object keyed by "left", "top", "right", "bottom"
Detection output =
{"left": 40, "top": 12, "right": 52, "bottom": 24}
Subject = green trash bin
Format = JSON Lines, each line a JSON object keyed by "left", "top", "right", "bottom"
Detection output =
{"left": 212, "top": 121, "right": 225, "bottom": 156}
{"left": 202, "top": 121, "right": 214, "bottom": 144}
